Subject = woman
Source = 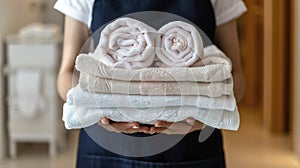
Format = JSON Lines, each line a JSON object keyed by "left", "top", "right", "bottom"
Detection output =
{"left": 54, "top": 0, "right": 247, "bottom": 167}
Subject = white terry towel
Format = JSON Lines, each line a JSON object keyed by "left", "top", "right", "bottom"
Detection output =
{"left": 192, "top": 45, "right": 232, "bottom": 67}
{"left": 79, "top": 72, "right": 233, "bottom": 97}
{"left": 68, "top": 85, "right": 237, "bottom": 111}
{"left": 93, "top": 17, "right": 158, "bottom": 69}
{"left": 75, "top": 45, "right": 232, "bottom": 82}
{"left": 62, "top": 103, "right": 240, "bottom": 131}
{"left": 155, "top": 21, "right": 204, "bottom": 67}
{"left": 156, "top": 45, "right": 232, "bottom": 68}
{"left": 13, "top": 70, "right": 42, "bottom": 119}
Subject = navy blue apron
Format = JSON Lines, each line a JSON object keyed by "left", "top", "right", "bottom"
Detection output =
{"left": 77, "top": 0, "right": 226, "bottom": 167}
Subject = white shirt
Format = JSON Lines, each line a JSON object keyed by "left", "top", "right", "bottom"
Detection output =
{"left": 54, "top": 0, "right": 247, "bottom": 28}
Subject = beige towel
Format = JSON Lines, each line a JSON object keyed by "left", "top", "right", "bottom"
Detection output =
{"left": 75, "top": 52, "right": 232, "bottom": 82}
{"left": 79, "top": 73, "right": 233, "bottom": 97}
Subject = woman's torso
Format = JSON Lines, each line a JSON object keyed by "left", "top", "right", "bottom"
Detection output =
{"left": 77, "top": 0, "right": 225, "bottom": 167}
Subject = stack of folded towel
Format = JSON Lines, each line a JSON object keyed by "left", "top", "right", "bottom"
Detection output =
{"left": 63, "top": 18, "right": 240, "bottom": 130}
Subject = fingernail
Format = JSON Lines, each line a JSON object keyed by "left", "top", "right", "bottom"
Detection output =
{"left": 132, "top": 125, "right": 139, "bottom": 129}
{"left": 186, "top": 118, "right": 195, "bottom": 124}
{"left": 101, "top": 119, "right": 108, "bottom": 125}
{"left": 155, "top": 123, "right": 162, "bottom": 127}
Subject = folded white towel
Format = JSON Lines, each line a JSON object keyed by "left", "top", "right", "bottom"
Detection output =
{"left": 155, "top": 21, "right": 204, "bottom": 67}
{"left": 79, "top": 72, "right": 233, "bottom": 97}
{"left": 75, "top": 45, "right": 232, "bottom": 82}
{"left": 93, "top": 17, "right": 157, "bottom": 69}
{"left": 156, "top": 45, "right": 232, "bottom": 68}
{"left": 62, "top": 103, "right": 240, "bottom": 130}
{"left": 68, "top": 85, "right": 236, "bottom": 111}
{"left": 13, "top": 70, "right": 42, "bottom": 119}
{"left": 192, "top": 45, "right": 232, "bottom": 67}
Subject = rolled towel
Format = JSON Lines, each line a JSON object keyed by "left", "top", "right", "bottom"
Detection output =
{"left": 75, "top": 45, "right": 232, "bottom": 82}
{"left": 68, "top": 85, "right": 237, "bottom": 111}
{"left": 93, "top": 17, "right": 158, "bottom": 69}
{"left": 79, "top": 72, "right": 233, "bottom": 97}
{"left": 155, "top": 21, "right": 204, "bottom": 67}
{"left": 63, "top": 103, "right": 240, "bottom": 131}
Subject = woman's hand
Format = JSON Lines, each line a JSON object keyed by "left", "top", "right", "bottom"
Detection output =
{"left": 97, "top": 118, "right": 204, "bottom": 135}
{"left": 97, "top": 117, "right": 150, "bottom": 134}
{"left": 149, "top": 118, "right": 205, "bottom": 135}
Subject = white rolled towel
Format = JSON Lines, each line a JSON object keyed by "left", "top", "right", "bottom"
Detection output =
{"left": 156, "top": 21, "right": 204, "bottom": 67}
{"left": 94, "top": 17, "right": 158, "bottom": 69}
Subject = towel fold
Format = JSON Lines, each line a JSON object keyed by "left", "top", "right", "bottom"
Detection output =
{"left": 155, "top": 21, "right": 204, "bottom": 67}
{"left": 75, "top": 45, "right": 232, "bottom": 82}
{"left": 14, "top": 70, "right": 42, "bottom": 119}
{"left": 68, "top": 85, "right": 236, "bottom": 111}
{"left": 156, "top": 45, "right": 232, "bottom": 68}
{"left": 63, "top": 103, "right": 240, "bottom": 130}
{"left": 79, "top": 72, "right": 233, "bottom": 97}
{"left": 192, "top": 45, "right": 232, "bottom": 67}
{"left": 93, "top": 17, "right": 157, "bottom": 69}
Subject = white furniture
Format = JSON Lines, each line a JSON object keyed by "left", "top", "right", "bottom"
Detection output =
{"left": 6, "top": 35, "right": 64, "bottom": 158}
{"left": 0, "top": 34, "right": 6, "bottom": 160}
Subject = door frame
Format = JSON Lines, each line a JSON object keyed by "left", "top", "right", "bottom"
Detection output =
{"left": 263, "top": 0, "right": 290, "bottom": 133}
{"left": 291, "top": 0, "right": 300, "bottom": 159}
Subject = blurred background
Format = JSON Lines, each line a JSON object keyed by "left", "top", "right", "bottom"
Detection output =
{"left": 0, "top": 0, "right": 299, "bottom": 167}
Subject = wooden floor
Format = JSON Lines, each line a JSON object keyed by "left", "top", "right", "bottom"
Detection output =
{"left": 223, "top": 105, "right": 300, "bottom": 168}
{"left": 0, "top": 106, "right": 299, "bottom": 168}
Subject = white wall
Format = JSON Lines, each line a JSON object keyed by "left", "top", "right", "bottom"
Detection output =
{"left": 0, "top": 0, "right": 43, "bottom": 35}
{"left": 40, "top": 0, "right": 64, "bottom": 29}
{"left": 0, "top": 0, "right": 43, "bottom": 160}
{"left": 293, "top": 0, "right": 300, "bottom": 160}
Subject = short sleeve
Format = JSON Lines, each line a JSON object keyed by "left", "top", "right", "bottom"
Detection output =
{"left": 211, "top": 0, "right": 247, "bottom": 26}
{"left": 54, "top": 0, "right": 94, "bottom": 27}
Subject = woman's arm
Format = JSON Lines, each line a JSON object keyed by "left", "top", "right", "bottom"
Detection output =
{"left": 57, "top": 16, "right": 90, "bottom": 101}
{"left": 215, "top": 20, "right": 245, "bottom": 101}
